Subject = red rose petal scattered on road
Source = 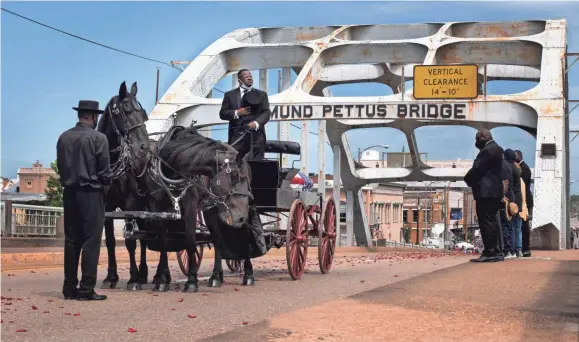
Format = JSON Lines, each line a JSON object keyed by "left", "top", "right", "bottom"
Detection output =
{"left": 152, "top": 294, "right": 159, "bottom": 297}
{"left": 241, "top": 322, "right": 248, "bottom": 325}
{"left": 127, "top": 328, "right": 137, "bottom": 333}
{"left": 360, "top": 280, "right": 365, "bottom": 283}
{"left": 30, "top": 271, "right": 36, "bottom": 273}
{"left": 202, "top": 293, "right": 209, "bottom": 297}
{"left": 58, "top": 306, "right": 64, "bottom": 309}
{"left": 393, "top": 275, "right": 399, "bottom": 277}
{"left": 188, "top": 314, "right": 197, "bottom": 319}
{"left": 8, "top": 321, "right": 14, "bottom": 324}
{"left": 171, "top": 308, "right": 175, "bottom": 311}
{"left": 64, "top": 313, "right": 72, "bottom": 316}
{"left": 177, "top": 298, "right": 183, "bottom": 302}
{"left": 234, "top": 288, "right": 239, "bottom": 291}
{"left": 1, "top": 319, "right": 3, "bottom": 323}
{"left": 43, "top": 311, "right": 50, "bottom": 314}
{"left": 16, "top": 329, "right": 27, "bottom": 332}
{"left": 31, "top": 306, "right": 38, "bottom": 310}
{"left": 73, "top": 313, "right": 80, "bottom": 316}
{"left": 16, "top": 298, "right": 23, "bottom": 301}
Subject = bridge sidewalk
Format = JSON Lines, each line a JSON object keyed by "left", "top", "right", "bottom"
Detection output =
{"left": 202, "top": 250, "right": 579, "bottom": 342}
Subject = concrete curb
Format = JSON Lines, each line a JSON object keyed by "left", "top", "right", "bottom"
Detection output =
{"left": 0, "top": 246, "right": 449, "bottom": 271}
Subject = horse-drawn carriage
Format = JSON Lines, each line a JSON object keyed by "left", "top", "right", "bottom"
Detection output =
{"left": 104, "top": 106, "right": 337, "bottom": 282}
{"left": 175, "top": 140, "right": 338, "bottom": 280}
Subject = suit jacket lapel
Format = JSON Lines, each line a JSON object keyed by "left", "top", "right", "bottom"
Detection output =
{"left": 235, "top": 88, "right": 241, "bottom": 109}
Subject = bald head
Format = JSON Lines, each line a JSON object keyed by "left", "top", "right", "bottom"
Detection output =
{"left": 474, "top": 129, "right": 493, "bottom": 149}
{"left": 476, "top": 129, "right": 493, "bottom": 141}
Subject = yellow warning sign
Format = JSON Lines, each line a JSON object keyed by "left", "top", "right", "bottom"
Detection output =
{"left": 413, "top": 65, "right": 479, "bottom": 100}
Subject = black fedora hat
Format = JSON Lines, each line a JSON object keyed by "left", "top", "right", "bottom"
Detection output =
{"left": 73, "top": 100, "right": 104, "bottom": 114}
{"left": 244, "top": 90, "right": 261, "bottom": 106}
{"left": 241, "top": 90, "right": 262, "bottom": 113}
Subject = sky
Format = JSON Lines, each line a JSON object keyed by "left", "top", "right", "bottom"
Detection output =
{"left": 1, "top": 1, "right": 579, "bottom": 194}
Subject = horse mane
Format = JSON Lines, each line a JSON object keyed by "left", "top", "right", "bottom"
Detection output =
{"left": 96, "top": 97, "right": 115, "bottom": 134}
{"left": 157, "top": 126, "right": 234, "bottom": 177}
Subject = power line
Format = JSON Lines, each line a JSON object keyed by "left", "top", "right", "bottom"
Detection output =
{"left": 1, "top": 7, "right": 179, "bottom": 70}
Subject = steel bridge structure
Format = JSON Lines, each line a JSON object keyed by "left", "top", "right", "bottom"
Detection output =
{"left": 147, "top": 19, "right": 573, "bottom": 250}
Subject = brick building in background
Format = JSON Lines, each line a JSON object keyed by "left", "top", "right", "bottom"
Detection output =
{"left": 17, "top": 161, "right": 56, "bottom": 194}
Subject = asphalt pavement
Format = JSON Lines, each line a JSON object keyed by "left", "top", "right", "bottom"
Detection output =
{"left": 1, "top": 250, "right": 468, "bottom": 341}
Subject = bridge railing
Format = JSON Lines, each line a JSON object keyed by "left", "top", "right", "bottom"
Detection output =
{"left": 1, "top": 202, "right": 63, "bottom": 237}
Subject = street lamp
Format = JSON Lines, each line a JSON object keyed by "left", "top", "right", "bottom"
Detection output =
{"left": 358, "top": 144, "right": 390, "bottom": 163}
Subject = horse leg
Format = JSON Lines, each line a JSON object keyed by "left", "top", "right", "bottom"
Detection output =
{"left": 101, "top": 217, "right": 120, "bottom": 289}
{"left": 125, "top": 238, "right": 141, "bottom": 291}
{"left": 206, "top": 213, "right": 224, "bottom": 287}
{"left": 208, "top": 244, "right": 224, "bottom": 288}
{"left": 153, "top": 224, "right": 171, "bottom": 292}
{"left": 183, "top": 204, "right": 199, "bottom": 293}
{"left": 242, "top": 258, "right": 255, "bottom": 286}
{"left": 137, "top": 238, "right": 148, "bottom": 285}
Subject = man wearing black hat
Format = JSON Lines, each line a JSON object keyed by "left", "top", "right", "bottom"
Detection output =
{"left": 219, "top": 69, "right": 271, "bottom": 161}
{"left": 464, "top": 129, "right": 505, "bottom": 262}
{"left": 56, "top": 100, "right": 111, "bottom": 301}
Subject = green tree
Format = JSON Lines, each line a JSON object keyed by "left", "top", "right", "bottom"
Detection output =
{"left": 402, "top": 224, "right": 411, "bottom": 243}
{"left": 45, "top": 161, "right": 63, "bottom": 207}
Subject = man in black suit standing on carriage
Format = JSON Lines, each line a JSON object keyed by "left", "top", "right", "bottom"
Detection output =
{"left": 56, "top": 100, "right": 110, "bottom": 301}
{"left": 219, "top": 69, "right": 271, "bottom": 161}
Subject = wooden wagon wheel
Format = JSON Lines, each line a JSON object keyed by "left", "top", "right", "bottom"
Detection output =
{"left": 286, "top": 199, "right": 309, "bottom": 280}
{"left": 225, "top": 259, "right": 244, "bottom": 273}
{"left": 318, "top": 196, "right": 337, "bottom": 274}
{"left": 177, "top": 245, "right": 204, "bottom": 276}
{"left": 177, "top": 209, "right": 205, "bottom": 276}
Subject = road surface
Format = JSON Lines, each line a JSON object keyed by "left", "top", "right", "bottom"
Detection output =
{"left": 1, "top": 250, "right": 467, "bottom": 341}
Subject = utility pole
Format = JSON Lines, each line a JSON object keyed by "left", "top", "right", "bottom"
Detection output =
{"left": 155, "top": 67, "right": 160, "bottom": 104}
{"left": 277, "top": 70, "right": 282, "bottom": 164}
{"left": 416, "top": 196, "right": 421, "bottom": 245}
{"left": 443, "top": 187, "right": 448, "bottom": 249}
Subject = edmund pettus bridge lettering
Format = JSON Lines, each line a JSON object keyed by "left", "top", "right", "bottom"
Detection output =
{"left": 269, "top": 104, "right": 468, "bottom": 120}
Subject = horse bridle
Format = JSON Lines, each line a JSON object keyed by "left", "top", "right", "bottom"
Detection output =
{"left": 197, "top": 150, "right": 253, "bottom": 213}
{"left": 107, "top": 96, "right": 148, "bottom": 180}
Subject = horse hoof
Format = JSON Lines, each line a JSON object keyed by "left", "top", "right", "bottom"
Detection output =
{"left": 207, "top": 277, "right": 222, "bottom": 288}
{"left": 101, "top": 280, "right": 118, "bottom": 289}
{"left": 242, "top": 276, "right": 255, "bottom": 286}
{"left": 126, "top": 282, "right": 142, "bottom": 291}
{"left": 182, "top": 283, "right": 199, "bottom": 293}
{"left": 153, "top": 283, "right": 170, "bottom": 292}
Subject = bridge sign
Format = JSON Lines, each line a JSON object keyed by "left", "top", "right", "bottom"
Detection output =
{"left": 413, "top": 64, "right": 478, "bottom": 100}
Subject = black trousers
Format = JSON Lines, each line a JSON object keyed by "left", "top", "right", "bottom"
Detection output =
{"left": 62, "top": 187, "right": 105, "bottom": 296}
{"left": 475, "top": 198, "right": 503, "bottom": 257}
{"left": 230, "top": 130, "right": 265, "bottom": 161}
{"left": 522, "top": 206, "right": 533, "bottom": 252}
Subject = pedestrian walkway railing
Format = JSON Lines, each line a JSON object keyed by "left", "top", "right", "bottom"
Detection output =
{"left": 1, "top": 202, "right": 63, "bottom": 237}
{"left": 371, "top": 238, "right": 440, "bottom": 249}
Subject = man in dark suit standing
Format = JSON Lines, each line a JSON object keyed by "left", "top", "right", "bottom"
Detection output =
{"left": 514, "top": 150, "right": 533, "bottom": 257}
{"left": 464, "top": 129, "right": 505, "bottom": 262}
{"left": 219, "top": 69, "right": 271, "bottom": 161}
{"left": 57, "top": 100, "right": 110, "bottom": 301}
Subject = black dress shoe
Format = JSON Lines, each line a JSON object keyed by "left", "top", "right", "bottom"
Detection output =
{"left": 470, "top": 255, "right": 502, "bottom": 263}
{"left": 522, "top": 251, "right": 531, "bottom": 257}
{"left": 470, "top": 256, "right": 489, "bottom": 262}
{"left": 77, "top": 293, "right": 107, "bottom": 301}
{"left": 63, "top": 291, "right": 79, "bottom": 300}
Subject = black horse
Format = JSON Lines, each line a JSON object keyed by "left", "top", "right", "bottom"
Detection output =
{"left": 97, "top": 82, "right": 262, "bottom": 293}
{"left": 97, "top": 81, "right": 152, "bottom": 291}
{"left": 148, "top": 124, "right": 255, "bottom": 292}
